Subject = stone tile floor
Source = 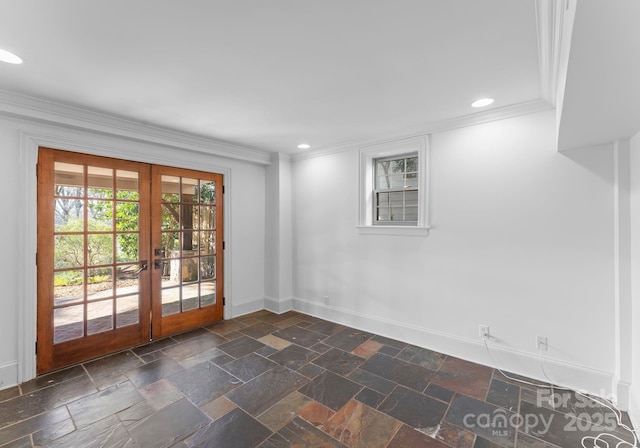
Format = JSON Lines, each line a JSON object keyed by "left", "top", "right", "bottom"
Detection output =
{"left": 0, "top": 310, "right": 634, "bottom": 447}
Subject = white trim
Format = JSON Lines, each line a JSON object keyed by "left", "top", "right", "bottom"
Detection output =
{"left": 292, "top": 296, "right": 616, "bottom": 400}
{"left": 18, "top": 128, "right": 234, "bottom": 383}
{"left": 535, "top": 0, "right": 568, "bottom": 106}
{"left": 358, "top": 136, "right": 429, "bottom": 235}
{"left": 264, "top": 297, "right": 294, "bottom": 315}
{"left": 356, "top": 226, "right": 430, "bottom": 237}
{"left": 0, "top": 89, "right": 271, "bottom": 166}
{"left": 0, "top": 362, "right": 18, "bottom": 390}
{"left": 629, "top": 386, "right": 640, "bottom": 435}
{"left": 293, "top": 99, "right": 551, "bottom": 162}
{"left": 231, "top": 297, "right": 266, "bottom": 318}
{"left": 613, "top": 140, "right": 632, "bottom": 411}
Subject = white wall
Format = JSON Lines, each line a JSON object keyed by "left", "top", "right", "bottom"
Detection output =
{"left": 293, "top": 109, "right": 617, "bottom": 395}
{"left": 0, "top": 113, "right": 266, "bottom": 387}
{"left": 629, "top": 130, "right": 640, "bottom": 425}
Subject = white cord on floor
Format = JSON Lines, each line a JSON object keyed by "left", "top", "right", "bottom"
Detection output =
{"left": 481, "top": 337, "right": 638, "bottom": 448}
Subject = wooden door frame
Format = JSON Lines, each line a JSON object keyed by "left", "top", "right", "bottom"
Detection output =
{"left": 18, "top": 132, "right": 232, "bottom": 383}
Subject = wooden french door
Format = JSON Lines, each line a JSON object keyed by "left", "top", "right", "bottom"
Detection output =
{"left": 37, "top": 148, "right": 223, "bottom": 374}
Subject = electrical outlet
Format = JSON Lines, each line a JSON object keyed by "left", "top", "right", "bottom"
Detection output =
{"left": 536, "top": 336, "right": 548, "bottom": 351}
{"left": 479, "top": 325, "right": 490, "bottom": 339}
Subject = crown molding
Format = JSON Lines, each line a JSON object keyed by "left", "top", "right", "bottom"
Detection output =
{"left": 0, "top": 89, "right": 271, "bottom": 165}
{"left": 293, "top": 98, "right": 552, "bottom": 161}
{"left": 535, "top": 0, "right": 569, "bottom": 106}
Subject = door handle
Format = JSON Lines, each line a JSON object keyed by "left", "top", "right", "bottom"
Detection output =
{"left": 133, "top": 261, "right": 148, "bottom": 277}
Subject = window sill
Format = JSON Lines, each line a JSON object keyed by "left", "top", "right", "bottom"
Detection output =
{"left": 356, "top": 225, "right": 430, "bottom": 236}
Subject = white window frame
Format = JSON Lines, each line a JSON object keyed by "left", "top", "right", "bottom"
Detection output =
{"left": 357, "top": 136, "right": 429, "bottom": 236}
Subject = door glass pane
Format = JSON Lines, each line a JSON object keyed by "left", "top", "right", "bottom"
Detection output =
{"left": 117, "top": 295, "right": 139, "bottom": 328}
{"left": 162, "top": 232, "right": 180, "bottom": 258}
{"left": 200, "top": 232, "right": 215, "bottom": 255}
{"left": 162, "top": 287, "right": 180, "bottom": 316}
{"left": 201, "top": 281, "right": 216, "bottom": 307}
{"left": 55, "top": 235, "right": 84, "bottom": 269}
{"left": 181, "top": 178, "right": 198, "bottom": 202}
{"left": 182, "top": 284, "right": 199, "bottom": 311}
{"left": 116, "top": 170, "right": 138, "bottom": 200}
{"left": 87, "top": 234, "right": 113, "bottom": 265}
{"left": 87, "top": 300, "right": 113, "bottom": 335}
{"left": 88, "top": 166, "right": 113, "bottom": 198}
{"left": 87, "top": 267, "right": 113, "bottom": 301}
{"left": 182, "top": 257, "right": 198, "bottom": 283}
{"left": 116, "top": 234, "right": 138, "bottom": 262}
{"left": 54, "top": 162, "right": 84, "bottom": 196}
{"left": 54, "top": 305, "right": 84, "bottom": 343}
{"left": 201, "top": 256, "right": 215, "bottom": 281}
{"left": 54, "top": 270, "right": 84, "bottom": 307}
{"left": 199, "top": 206, "right": 216, "bottom": 230}
{"left": 198, "top": 180, "right": 216, "bottom": 205}
{"left": 161, "top": 204, "right": 179, "bottom": 230}
{"left": 161, "top": 175, "right": 180, "bottom": 202}
{"left": 87, "top": 200, "right": 113, "bottom": 231}
{"left": 115, "top": 202, "right": 139, "bottom": 231}
{"left": 116, "top": 264, "right": 140, "bottom": 296}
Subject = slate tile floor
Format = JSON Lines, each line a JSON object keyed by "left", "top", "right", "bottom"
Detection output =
{"left": 0, "top": 310, "right": 634, "bottom": 447}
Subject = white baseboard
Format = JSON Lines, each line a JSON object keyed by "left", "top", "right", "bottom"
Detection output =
{"left": 230, "top": 297, "right": 266, "bottom": 318}
{"left": 0, "top": 361, "right": 17, "bottom": 391}
{"left": 292, "top": 297, "right": 615, "bottom": 401}
{"left": 629, "top": 386, "right": 640, "bottom": 434}
{"left": 264, "top": 296, "right": 294, "bottom": 314}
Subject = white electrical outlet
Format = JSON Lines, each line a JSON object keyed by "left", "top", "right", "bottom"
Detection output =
{"left": 536, "top": 336, "right": 548, "bottom": 351}
{"left": 479, "top": 325, "right": 490, "bottom": 339}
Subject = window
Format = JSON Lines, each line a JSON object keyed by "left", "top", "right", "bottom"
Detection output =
{"left": 358, "top": 136, "right": 429, "bottom": 235}
{"left": 374, "top": 154, "right": 418, "bottom": 225}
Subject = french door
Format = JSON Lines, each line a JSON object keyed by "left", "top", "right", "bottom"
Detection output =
{"left": 37, "top": 148, "right": 223, "bottom": 374}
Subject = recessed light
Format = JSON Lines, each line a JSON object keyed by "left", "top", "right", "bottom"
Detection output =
{"left": 471, "top": 98, "right": 494, "bottom": 108}
{"left": 297, "top": 144, "right": 311, "bottom": 149}
{"left": 0, "top": 49, "right": 23, "bottom": 64}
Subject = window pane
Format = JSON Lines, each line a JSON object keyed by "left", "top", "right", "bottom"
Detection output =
{"left": 405, "top": 173, "right": 418, "bottom": 187}
{"left": 390, "top": 159, "right": 405, "bottom": 173}
{"left": 390, "top": 207, "right": 404, "bottom": 221}
{"left": 389, "top": 192, "right": 404, "bottom": 206}
{"left": 405, "top": 206, "right": 418, "bottom": 222}
{"left": 162, "top": 232, "right": 180, "bottom": 258}
{"left": 405, "top": 190, "right": 419, "bottom": 206}
{"left": 406, "top": 157, "right": 418, "bottom": 173}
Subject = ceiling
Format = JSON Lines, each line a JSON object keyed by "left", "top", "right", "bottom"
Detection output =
{"left": 0, "top": 1, "right": 544, "bottom": 154}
